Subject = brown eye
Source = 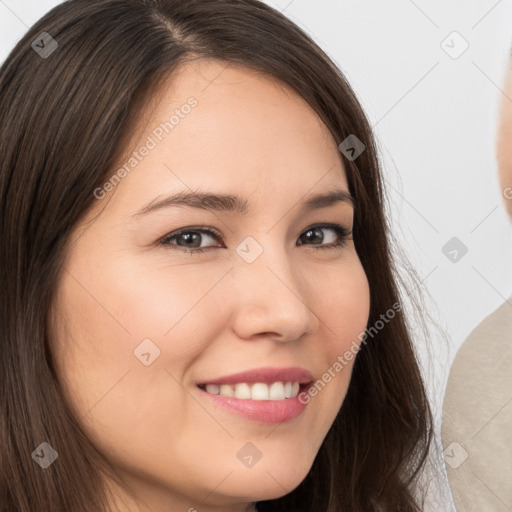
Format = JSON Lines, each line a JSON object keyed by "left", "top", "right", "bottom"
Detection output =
{"left": 159, "top": 227, "right": 223, "bottom": 254}
{"left": 297, "top": 224, "right": 352, "bottom": 250}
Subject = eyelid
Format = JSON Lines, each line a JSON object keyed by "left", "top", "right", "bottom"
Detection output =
{"left": 159, "top": 226, "right": 223, "bottom": 248}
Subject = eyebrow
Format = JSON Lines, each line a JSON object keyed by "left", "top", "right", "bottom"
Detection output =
{"left": 130, "top": 187, "right": 355, "bottom": 219}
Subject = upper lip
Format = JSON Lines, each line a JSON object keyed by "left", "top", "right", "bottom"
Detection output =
{"left": 196, "top": 366, "right": 314, "bottom": 386}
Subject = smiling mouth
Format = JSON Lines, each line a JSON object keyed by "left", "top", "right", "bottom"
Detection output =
{"left": 197, "top": 381, "right": 312, "bottom": 401}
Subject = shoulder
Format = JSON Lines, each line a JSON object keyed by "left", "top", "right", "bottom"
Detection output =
{"left": 441, "top": 296, "right": 512, "bottom": 511}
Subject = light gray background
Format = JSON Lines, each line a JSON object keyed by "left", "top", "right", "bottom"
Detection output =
{"left": 2, "top": 1, "right": 512, "bottom": 509}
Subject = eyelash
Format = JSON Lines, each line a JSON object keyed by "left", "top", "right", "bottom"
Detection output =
{"left": 158, "top": 223, "right": 353, "bottom": 255}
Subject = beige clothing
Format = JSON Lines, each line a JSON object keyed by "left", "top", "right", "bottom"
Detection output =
{"left": 442, "top": 296, "right": 512, "bottom": 511}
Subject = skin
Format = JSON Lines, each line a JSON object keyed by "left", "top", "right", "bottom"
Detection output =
{"left": 50, "top": 59, "right": 371, "bottom": 512}
{"left": 497, "top": 59, "right": 512, "bottom": 219}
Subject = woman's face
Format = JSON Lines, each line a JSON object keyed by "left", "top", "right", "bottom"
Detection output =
{"left": 50, "top": 59, "right": 371, "bottom": 512}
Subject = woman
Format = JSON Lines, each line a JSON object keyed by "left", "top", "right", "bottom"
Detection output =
{"left": 0, "top": 1, "right": 433, "bottom": 511}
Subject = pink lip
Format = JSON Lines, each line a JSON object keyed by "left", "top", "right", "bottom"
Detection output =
{"left": 198, "top": 389, "right": 310, "bottom": 424}
{"left": 195, "top": 366, "right": 314, "bottom": 386}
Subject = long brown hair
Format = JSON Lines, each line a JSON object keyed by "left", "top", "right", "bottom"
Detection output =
{"left": 0, "top": 1, "right": 434, "bottom": 510}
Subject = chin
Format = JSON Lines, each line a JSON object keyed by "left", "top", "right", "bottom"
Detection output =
{"left": 225, "top": 456, "right": 313, "bottom": 502}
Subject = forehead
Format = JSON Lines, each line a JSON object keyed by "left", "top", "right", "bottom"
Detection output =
{"left": 91, "top": 59, "right": 349, "bottom": 220}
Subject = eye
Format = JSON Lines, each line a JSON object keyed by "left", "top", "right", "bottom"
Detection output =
{"left": 158, "top": 223, "right": 353, "bottom": 255}
{"left": 158, "top": 226, "right": 223, "bottom": 254}
{"left": 297, "top": 223, "right": 352, "bottom": 250}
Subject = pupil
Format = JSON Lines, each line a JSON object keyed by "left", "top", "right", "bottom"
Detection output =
{"left": 306, "top": 228, "right": 323, "bottom": 244}
{"left": 181, "top": 232, "right": 200, "bottom": 247}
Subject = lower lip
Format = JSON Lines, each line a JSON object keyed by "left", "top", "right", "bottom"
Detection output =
{"left": 197, "top": 386, "right": 310, "bottom": 424}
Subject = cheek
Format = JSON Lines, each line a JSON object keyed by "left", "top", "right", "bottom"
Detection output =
{"left": 310, "top": 255, "right": 371, "bottom": 354}
{"left": 302, "top": 257, "right": 370, "bottom": 432}
{"left": 50, "top": 263, "right": 219, "bottom": 481}
{"left": 50, "top": 252, "right": 223, "bottom": 432}
{"left": 56, "top": 249, "right": 223, "bottom": 360}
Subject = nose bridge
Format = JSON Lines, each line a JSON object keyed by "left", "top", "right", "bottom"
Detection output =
{"left": 229, "top": 233, "right": 318, "bottom": 340}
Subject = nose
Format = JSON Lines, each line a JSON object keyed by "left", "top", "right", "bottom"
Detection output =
{"left": 228, "top": 240, "right": 320, "bottom": 343}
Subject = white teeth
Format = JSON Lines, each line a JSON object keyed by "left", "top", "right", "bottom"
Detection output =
{"left": 269, "top": 381, "right": 285, "bottom": 400}
{"left": 251, "top": 383, "right": 269, "bottom": 401}
{"left": 234, "top": 383, "right": 251, "bottom": 399}
{"left": 205, "top": 384, "right": 220, "bottom": 395}
{"left": 219, "top": 384, "right": 234, "bottom": 397}
{"left": 203, "top": 381, "right": 301, "bottom": 400}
